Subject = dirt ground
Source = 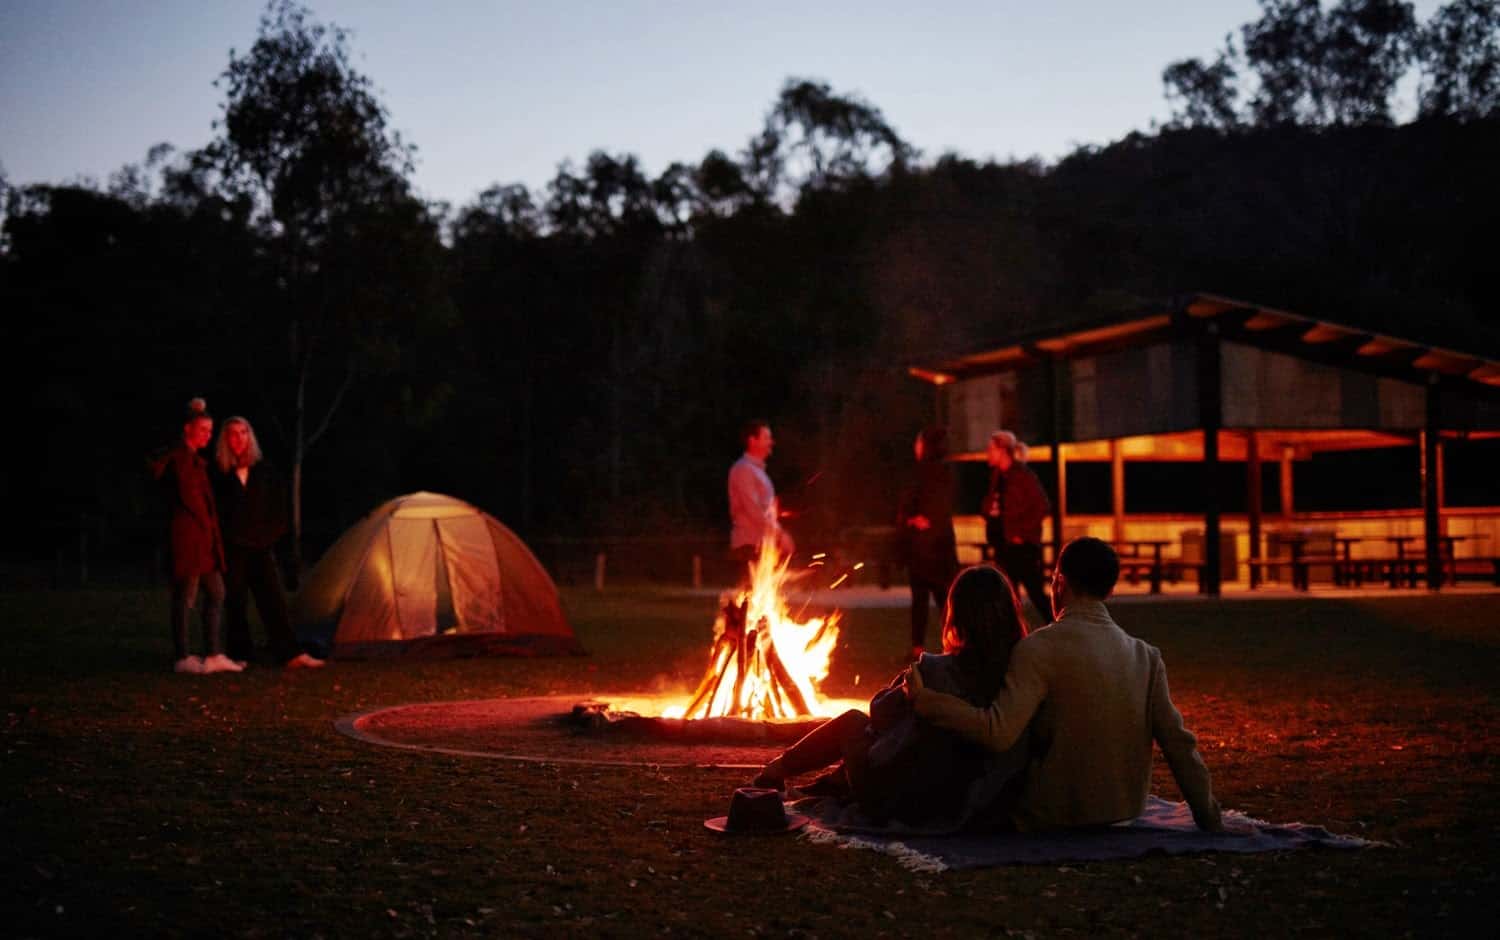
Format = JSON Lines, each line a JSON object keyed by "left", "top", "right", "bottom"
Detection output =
{"left": 2, "top": 585, "right": 1497, "bottom": 937}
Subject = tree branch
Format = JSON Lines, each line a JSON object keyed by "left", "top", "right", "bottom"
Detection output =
{"left": 306, "top": 353, "right": 356, "bottom": 450}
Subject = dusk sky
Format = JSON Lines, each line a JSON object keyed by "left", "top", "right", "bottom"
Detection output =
{"left": 2, "top": 0, "right": 1443, "bottom": 208}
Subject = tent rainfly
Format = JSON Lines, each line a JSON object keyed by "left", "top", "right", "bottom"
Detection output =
{"left": 293, "top": 492, "right": 582, "bottom": 658}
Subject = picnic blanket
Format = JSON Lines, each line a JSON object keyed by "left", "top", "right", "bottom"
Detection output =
{"left": 794, "top": 795, "right": 1379, "bottom": 872}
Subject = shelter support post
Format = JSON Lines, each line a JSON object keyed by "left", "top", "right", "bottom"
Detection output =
{"left": 1279, "top": 446, "right": 1295, "bottom": 519}
{"left": 1199, "top": 327, "right": 1223, "bottom": 596}
{"left": 1045, "top": 355, "right": 1066, "bottom": 565}
{"left": 1110, "top": 439, "right": 1126, "bottom": 544}
{"left": 1437, "top": 436, "right": 1447, "bottom": 532}
{"left": 1423, "top": 378, "right": 1443, "bottom": 590}
{"left": 1247, "top": 430, "right": 1262, "bottom": 589}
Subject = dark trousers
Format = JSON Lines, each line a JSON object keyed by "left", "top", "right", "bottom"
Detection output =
{"left": 171, "top": 571, "right": 225, "bottom": 659}
{"left": 224, "top": 544, "right": 301, "bottom": 663}
{"left": 997, "top": 542, "right": 1051, "bottom": 623}
{"left": 778, "top": 709, "right": 870, "bottom": 778}
{"left": 909, "top": 574, "right": 945, "bottom": 650}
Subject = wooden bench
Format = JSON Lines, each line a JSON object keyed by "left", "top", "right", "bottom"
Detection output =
{"left": 1453, "top": 557, "right": 1500, "bottom": 585}
{"left": 1250, "top": 554, "right": 1500, "bottom": 589}
{"left": 1245, "top": 554, "right": 1340, "bottom": 591}
{"left": 1338, "top": 555, "right": 1500, "bottom": 588}
{"left": 1115, "top": 557, "right": 1211, "bottom": 593}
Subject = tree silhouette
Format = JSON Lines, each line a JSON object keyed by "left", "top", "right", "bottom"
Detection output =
{"left": 746, "top": 79, "right": 915, "bottom": 202}
{"left": 1163, "top": 48, "right": 1242, "bottom": 129}
{"left": 199, "top": 0, "right": 440, "bottom": 575}
{"left": 1417, "top": 0, "right": 1500, "bottom": 118}
{"left": 1165, "top": 0, "right": 1423, "bottom": 127}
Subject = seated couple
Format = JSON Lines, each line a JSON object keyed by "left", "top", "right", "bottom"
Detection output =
{"left": 753, "top": 537, "right": 1224, "bottom": 833}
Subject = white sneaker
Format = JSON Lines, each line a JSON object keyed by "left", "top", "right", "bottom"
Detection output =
{"left": 285, "top": 652, "right": 327, "bottom": 669}
{"left": 173, "top": 656, "right": 203, "bottom": 674}
{"left": 201, "top": 654, "right": 245, "bottom": 674}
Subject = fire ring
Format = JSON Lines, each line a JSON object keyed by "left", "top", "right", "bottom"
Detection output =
{"left": 336, "top": 694, "right": 831, "bottom": 769}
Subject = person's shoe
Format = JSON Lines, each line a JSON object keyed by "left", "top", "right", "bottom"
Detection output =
{"left": 749, "top": 771, "right": 785, "bottom": 791}
{"left": 201, "top": 654, "right": 244, "bottom": 674}
{"left": 285, "top": 652, "right": 326, "bottom": 670}
{"left": 173, "top": 656, "right": 203, "bottom": 674}
{"left": 749, "top": 757, "right": 786, "bottom": 791}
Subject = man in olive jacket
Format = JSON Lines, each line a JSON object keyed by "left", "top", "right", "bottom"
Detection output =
{"left": 906, "top": 537, "right": 1223, "bottom": 832}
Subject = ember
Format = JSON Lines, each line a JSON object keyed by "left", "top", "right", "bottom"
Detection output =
{"left": 665, "top": 537, "right": 841, "bottom": 720}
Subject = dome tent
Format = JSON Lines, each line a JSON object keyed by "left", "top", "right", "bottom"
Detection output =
{"left": 294, "top": 492, "right": 582, "bottom": 658}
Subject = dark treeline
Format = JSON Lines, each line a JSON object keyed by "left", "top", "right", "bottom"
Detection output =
{"left": 3, "top": 0, "right": 1498, "bottom": 573}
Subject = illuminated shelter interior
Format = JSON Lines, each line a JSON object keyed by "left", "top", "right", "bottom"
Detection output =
{"left": 908, "top": 293, "right": 1500, "bottom": 595}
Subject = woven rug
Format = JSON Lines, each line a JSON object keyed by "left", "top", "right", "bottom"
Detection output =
{"left": 795, "top": 795, "right": 1381, "bottom": 872}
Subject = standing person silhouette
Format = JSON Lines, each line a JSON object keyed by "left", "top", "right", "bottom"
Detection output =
{"left": 727, "top": 419, "right": 795, "bottom": 567}
{"left": 148, "top": 397, "right": 240, "bottom": 675}
{"left": 212, "top": 416, "right": 325, "bottom": 670}
{"left": 899, "top": 426, "right": 959, "bottom": 660}
{"left": 983, "top": 430, "right": 1052, "bottom": 625}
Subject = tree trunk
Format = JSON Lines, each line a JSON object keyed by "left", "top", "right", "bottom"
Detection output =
{"left": 289, "top": 360, "right": 307, "bottom": 589}
{"left": 519, "top": 365, "right": 533, "bottom": 532}
{"left": 609, "top": 308, "right": 623, "bottom": 502}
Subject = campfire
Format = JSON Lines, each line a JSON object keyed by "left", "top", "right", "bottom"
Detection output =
{"left": 664, "top": 538, "right": 841, "bottom": 721}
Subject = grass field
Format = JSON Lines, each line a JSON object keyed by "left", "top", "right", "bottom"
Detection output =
{"left": 3, "top": 584, "right": 1497, "bottom": 937}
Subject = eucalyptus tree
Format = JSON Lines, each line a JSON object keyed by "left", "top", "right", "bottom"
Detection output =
{"left": 744, "top": 78, "right": 915, "bottom": 203}
{"left": 1164, "top": 0, "right": 1420, "bottom": 128}
{"left": 202, "top": 0, "right": 443, "bottom": 572}
{"left": 1417, "top": 0, "right": 1500, "bottom": 118}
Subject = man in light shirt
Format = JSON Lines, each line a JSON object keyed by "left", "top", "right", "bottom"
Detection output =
{"left": 727, "top": 419, "right": 795, "bottom": 564}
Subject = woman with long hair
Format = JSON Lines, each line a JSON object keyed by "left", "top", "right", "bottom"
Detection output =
{"left": 750, "top": 564, "right": 1030, "bottom": 826}
{"left": 212, "top": 416, "right": 324, "bottom": 669}
{"left": 148, "top": 397, "right": 240, "bottom": 674}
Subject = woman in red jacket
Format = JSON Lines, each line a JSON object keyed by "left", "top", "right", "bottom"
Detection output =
{"left": 149, "top": 398, "right": 241, "bottom": 674}
{"left": 983, "top": 430, "right": 1053, "bottom": 624}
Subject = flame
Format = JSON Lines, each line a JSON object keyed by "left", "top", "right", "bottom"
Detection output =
{"left": 664, "top": 535, "right": 841, "bottom": 720}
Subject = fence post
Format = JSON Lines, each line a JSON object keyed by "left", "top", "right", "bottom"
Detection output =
{"left": 692, "top": 554, "right": 702, "bottom": 588}
{"left": 594, "top": 552, "right": 607, "bottom": 591}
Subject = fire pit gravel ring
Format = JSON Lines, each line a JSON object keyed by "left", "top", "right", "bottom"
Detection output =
{"left": 336, "top": 694, "right": 833, "bottom": 769}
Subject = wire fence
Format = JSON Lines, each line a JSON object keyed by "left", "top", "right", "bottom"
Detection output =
{"left": 11, "top": 521, "right": 908, "bottom": 592}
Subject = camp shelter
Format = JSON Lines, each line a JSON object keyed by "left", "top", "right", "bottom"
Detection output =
{"left": 909, "top": 293, "right": 1500, "bottom": 594}
{"left": 294, "top": 491, "right": 582, "bottom": 658}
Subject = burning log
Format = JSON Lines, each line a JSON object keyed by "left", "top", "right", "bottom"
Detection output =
{"left": 763, "top": 640, "right": 811, "bottom": 717}
{"left": 666, "top": 536, "right": 841, "bottom": 721}
{"left": 676, "top": 567, "right": 837, "bottom": 720}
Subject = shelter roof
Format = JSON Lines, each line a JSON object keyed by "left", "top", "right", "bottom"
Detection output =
{"left": 908, "top": 292, "right": 1500, "bottom": 392}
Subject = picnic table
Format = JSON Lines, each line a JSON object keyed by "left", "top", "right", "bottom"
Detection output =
{"left": 1250, "top": 532, "right": 1497, "bottom": 590}
{"left": 1246, "top": 530, "right": 1335, "bottom": 591}
{"left": 1113, "top": 539, "right": 1212, "bottom": 594}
